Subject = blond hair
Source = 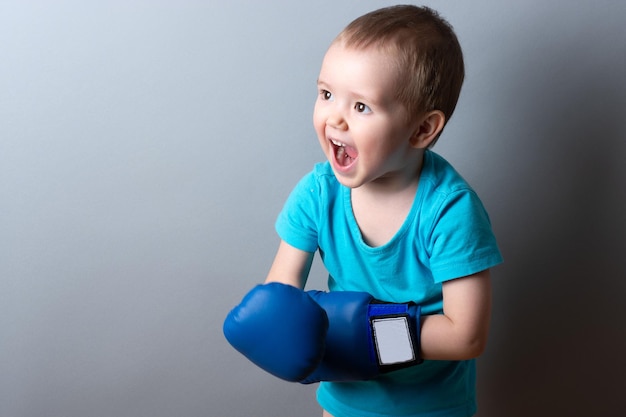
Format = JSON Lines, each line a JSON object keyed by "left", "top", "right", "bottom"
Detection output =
{"left": 335, "top": 5, "right": 464, "bottom": 142}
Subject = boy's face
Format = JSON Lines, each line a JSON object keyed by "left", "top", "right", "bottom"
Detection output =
{"left": 314, "top": 43, "right": 422, "bottom": 190}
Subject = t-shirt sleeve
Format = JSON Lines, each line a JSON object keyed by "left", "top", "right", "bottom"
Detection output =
{"left": 428, "top": 189, "right": 503, "bottom": 283}
{"left": 275, "top": 172, "right": 321, "bottom": 253}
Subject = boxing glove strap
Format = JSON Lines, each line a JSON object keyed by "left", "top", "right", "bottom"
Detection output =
{"left": 367, "top": 302, "right": 423, "bottom": 372}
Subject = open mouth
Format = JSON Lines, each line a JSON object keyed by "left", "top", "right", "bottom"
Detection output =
{"left": 331, "top": 139, "right": 358, "bottom": 168}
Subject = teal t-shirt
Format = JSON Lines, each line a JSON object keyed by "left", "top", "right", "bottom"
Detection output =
{"left": 276, "top": 150, "right": 503, "bottom": 417}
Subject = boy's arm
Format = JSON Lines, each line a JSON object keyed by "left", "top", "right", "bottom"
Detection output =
{"left": 263, "top": 241, "right": 493, "bottom": 362}
{"left": 420, "top": 269, "right": 492, "bottom": 360}
{"left": 264, "top": 240, "right": 315, "bottom": 289}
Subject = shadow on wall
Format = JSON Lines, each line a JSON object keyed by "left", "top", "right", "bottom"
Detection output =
{"left": 477, "top": 30, "right": 626, "bottom": 416}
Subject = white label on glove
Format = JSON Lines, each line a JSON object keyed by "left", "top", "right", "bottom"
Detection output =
{"left": 372, "top": 317, "right": 415, "bottom": 365}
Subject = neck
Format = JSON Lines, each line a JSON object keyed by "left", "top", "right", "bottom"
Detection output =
{"left": 358, "top": 152, "right": 425, "bottom": 197}
{"left": 349, "top": 153, "right": 425, "bottom": 248}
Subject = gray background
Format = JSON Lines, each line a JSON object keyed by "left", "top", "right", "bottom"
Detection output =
{"left": 2, "top": 0, "right": 625, "bottom": 416}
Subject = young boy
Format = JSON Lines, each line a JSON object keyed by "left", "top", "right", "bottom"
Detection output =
{"left": 228, "top": 5, "right": 502, "bottom": 417}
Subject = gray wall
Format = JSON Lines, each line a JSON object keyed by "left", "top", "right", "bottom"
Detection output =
{"left": 2, "top": 1, "right": 625, "bottom": 416}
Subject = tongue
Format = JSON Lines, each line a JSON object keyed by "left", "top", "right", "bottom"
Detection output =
{"left": 344, "top": 145, "right": 358, "bottom": 159}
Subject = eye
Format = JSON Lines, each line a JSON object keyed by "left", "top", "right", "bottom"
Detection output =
{"left": 320, "top": 89, "right": 334, "bottom": 101}
{"left": 355, "top": 102, "right": 372, "bottom": 114}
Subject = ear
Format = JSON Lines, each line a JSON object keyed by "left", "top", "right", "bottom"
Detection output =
{"left": 409, "top": 110, "right": 446, "bottom": 149}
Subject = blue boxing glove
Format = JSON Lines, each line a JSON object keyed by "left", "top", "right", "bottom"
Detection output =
{"left": 223, "top": 283, "right": 329, "bottom": 382}
{"left": 224, "top": 283, "right": 422, "bottom": 384}
{"left": 300, "top": 290, "right": 422, "bottom": 384}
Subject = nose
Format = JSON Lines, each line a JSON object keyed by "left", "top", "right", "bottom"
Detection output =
{"left": 326, "top": 110, "right": 348, "bottom": 130}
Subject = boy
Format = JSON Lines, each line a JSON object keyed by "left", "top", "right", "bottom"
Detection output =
{"left": 226, "top": 5, "right": 502, "bottom": 416}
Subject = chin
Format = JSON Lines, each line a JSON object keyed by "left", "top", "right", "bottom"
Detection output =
{"left": 330, "top": 168, "right": 363, "bottom": 189}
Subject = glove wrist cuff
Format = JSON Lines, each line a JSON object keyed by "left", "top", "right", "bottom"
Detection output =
{"left": 367, "top": 302, "right": 423, "bottom": 372}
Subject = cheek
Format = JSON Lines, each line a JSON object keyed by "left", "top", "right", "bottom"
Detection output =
{"left": 312, "top": 106, "right": 325, "bottom": 136}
